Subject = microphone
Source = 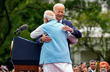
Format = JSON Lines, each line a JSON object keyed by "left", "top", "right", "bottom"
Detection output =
{"left": 19, "top": 24, "right": 28, "bottom": 31}
{"left": 14, "top": 24, "right": 28, "bottom": 36}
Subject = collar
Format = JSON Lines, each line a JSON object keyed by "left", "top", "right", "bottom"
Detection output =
{"left": 56, "top": 19, "right": 62, "bottom": 23}
{"left": 48, "top": 19, "right": 56, "bottom": 22}
{"left": 91, "top": 69, "right": 96, "bottom": 72}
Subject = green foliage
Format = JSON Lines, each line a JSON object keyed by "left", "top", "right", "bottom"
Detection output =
{"left": 0, "top": 0, "right": 53, "bottom": 70}
{"left": 65, "top": 0, "right": 110, "bottom": 62}
{"left": 0, "top": 0, "right": 110, "bottom": 70}
{"left": 54, "top": 0, "right": 60, "bottom": 3}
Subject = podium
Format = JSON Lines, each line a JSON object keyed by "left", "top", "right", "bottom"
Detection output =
{"left": 11, "top": 36, "right": 41, "bottom": 72}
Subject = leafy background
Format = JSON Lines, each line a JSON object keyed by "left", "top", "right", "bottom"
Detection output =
{"left": 0, "top": 0, "right": 110, "bottom": 70}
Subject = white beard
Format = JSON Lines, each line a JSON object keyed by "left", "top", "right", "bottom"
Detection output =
{"left": 100, "top": 69, "right": 107, "bottom": 72}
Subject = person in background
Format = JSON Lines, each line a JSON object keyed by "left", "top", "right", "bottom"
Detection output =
{"left": 38, "top": 66, "right": 42, "bottom": 72}
{"left": 80, "top": 62, "right": 87, "bottom": 72}
{"left": 100, "top": 64, "right": 107, "bottom": 72}
{"left": 107, "top": 65, "right": 110, "bottom": 72}
{"left": 0, "top": 68, "right": 2, "bottom": 72}
{"left": 78, "top": 64, "right": 82, "bottom": 72}
{"left": 89, "top": 60, "right": 97, "bottom": 72}
{"left": 73, "top": 65, "right": 79, "bottom": 72}
{"left": 0, "top": 65, "right": 9, "bottom": 72}
{"left": 12, "top": 69, "right": 14, "bottom": 72}
{"left": 100, "top": 61, "right": 109, "bottom": 72}
{"left": 87, "top": 65, "right": 91, "bottom": 72}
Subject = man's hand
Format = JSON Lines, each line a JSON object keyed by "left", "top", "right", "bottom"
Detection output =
{"left": 62, "top": 24, "right": 73, "bottom": 32}
{"left": 5, "top": 68, "right": 9, "bottom": 72}
{"left": 41, "top": 34, "right": 52, "bottom": 42}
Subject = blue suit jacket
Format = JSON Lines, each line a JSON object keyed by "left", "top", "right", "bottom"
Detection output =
{"left": 62, "top": 19, "right": 82, "bottom": 43}
{"left": 36, "top": 19, "right": 82, "bottom": 57}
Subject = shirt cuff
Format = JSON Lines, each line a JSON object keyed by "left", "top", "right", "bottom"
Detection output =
{"left": 40, "top": 38, "right": 43, "bottom": 43}
{"left": 70, "top": 29, "right": 74, "bottom": 33}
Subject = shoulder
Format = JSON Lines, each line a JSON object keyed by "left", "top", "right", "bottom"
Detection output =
{"left": 41, "top": 23, "right": 47, "bottom": 28}
{"left": 63, "top": 19, "right": 72, "bottom": 24}
{"left": 62, "top": 19, "right": 73, "bottom": 27}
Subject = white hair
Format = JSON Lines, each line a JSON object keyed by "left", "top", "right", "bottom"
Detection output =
{"left": 44, "top": 10, "right": 55, "bottom": 21}
{"left": 53, "top": 3, "right": 65, "bottom": 11}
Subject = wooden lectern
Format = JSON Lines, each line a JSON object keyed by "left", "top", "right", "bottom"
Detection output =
{"left": 11, "top": 36, "right": 41, "bottom": 72}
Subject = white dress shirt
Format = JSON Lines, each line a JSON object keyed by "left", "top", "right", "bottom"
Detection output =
{"left": 91, "top": 69, "right": 96, "bottom": 72}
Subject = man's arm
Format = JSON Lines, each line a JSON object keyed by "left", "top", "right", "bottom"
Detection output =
{"left": 63, "top": 20, "right": 82, "bottom": 38}
{"left": 67, "top": 31, "right": 78, "bottom": 44}
{"left": 62, "top": 25, "right": 78, "bottom": 44}
{"left": 30, "top": 25, "right": 43, "bottom": 38}
{"left": 31, "top": 25, "right": 51, "bottom": 45}
{"left": 37, "top": 20, "right": 82, "bottom": 44}
{"left": 36, "top": 35, "right": 43, "bottom": 45}
{"left": 70, "top": 24, "right": 82, "bottom": 38}
{"left": 37, "top": 34, "right": 52, "bottom": 45}
{"left": 30, "top": 25, "right": 51, "bottom": 44}
{"left": 37, "top": 23, "right": 79, "bottom": 45}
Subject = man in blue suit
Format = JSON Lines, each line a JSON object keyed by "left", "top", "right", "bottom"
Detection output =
{"left": 37, "top": 3, "right": 82, "bottom": 55}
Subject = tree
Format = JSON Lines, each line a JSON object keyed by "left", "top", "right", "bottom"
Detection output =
{"left": 0, "top": 0, "right": 54, "bottom": 70}
{"left": 64, "top": 0, "right": 110, "bottom": 64}
{"left": 0, "top": 0, "right": 110, "bottom": 70}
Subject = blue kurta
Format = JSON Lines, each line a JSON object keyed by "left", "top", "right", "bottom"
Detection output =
{"left": 39, "top": 20, "right": 72, "bottom": 65}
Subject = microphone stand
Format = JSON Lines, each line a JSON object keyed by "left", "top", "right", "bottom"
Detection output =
{"left": 14, "top": 29, "right": 21, "bottom": 36}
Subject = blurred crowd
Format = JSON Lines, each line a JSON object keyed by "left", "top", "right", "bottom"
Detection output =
{"left": 72, "top": 60, "right": 110, "bottom": 72}
{"left": 38, "top": 60, "right": 110, "bottom": 72}
{"left": 0, "top": 65, "right": 9, "bottom": 72}
{"left": 1, "top": 60, "right": 110, "bottom": 72}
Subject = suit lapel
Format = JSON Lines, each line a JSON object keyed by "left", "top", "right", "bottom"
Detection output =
{"left": 62, "top": 19, "right": 68, "bottom": 26}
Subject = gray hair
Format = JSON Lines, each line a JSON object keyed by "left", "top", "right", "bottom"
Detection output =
{"left": 53, "top": 3, "right": 65, "bottom": 11}
{"left": 73, "top": 65, "right": 79, "bottom": 68}
{"left": 89, "top": 60, "right": 96, "bottom": 65}
{"left": 44, "top": 10, "right": 55, "bottom": 21}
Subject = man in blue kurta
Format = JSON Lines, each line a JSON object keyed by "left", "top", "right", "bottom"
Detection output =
{"left": 30, "top": 10, "right": 74, "bottom": 72}
{"left": 40, "top": 20, "right": 72, "bottom": 64}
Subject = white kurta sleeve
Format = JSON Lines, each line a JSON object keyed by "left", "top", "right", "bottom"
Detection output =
{"left": 30, "top": 25, "right": 44, "bottom": 39}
